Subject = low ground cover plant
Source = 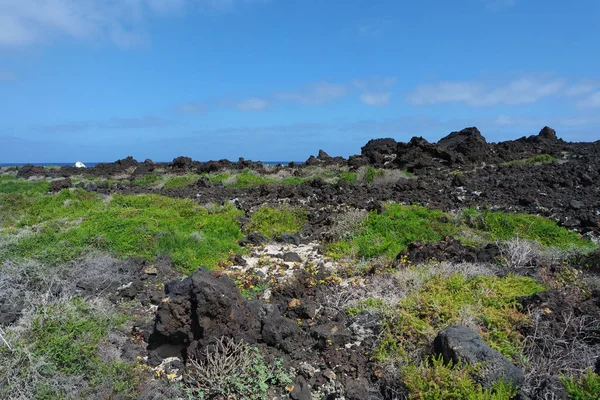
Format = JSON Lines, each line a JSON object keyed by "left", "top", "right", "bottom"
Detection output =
{"left": 246, "top": 205, "right": 308, "bottom": 239}
{"left": 401, "top": 355, "right": 518, "bottom": 400}
{"left": 0, "top": 298, "right": 141, "bottom": 399}
{"left": 327, "top": 203, "right": 595, "bottom": 261}
{"left": 348, "top": 271, "right": 546, "bottom": 363}
{"left": 501, "top": 154, "right": 557, "bottom": 167}
{"left": 0, "top": 190, "right": 243, "bottom": 272}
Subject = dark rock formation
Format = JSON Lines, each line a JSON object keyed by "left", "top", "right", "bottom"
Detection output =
{"left": 150, "top": 269, "right": 262, "bottom": 361}
{"left": 398, "top": 236, "right": 501, "bottom": 264}
{"left": 16, "top": 164, "right": 47, "bottom": 179}
{"left": 172, "top": 156, "right": 194, "bottom": 170}
{"left": 434, "top": 325, "right": 525, "bottom": 388}
{"left": 50, "top": 178, "right": 72, "bottom": 192}
{"left": 361, "top": 138, "right": 398, "bottom": 167}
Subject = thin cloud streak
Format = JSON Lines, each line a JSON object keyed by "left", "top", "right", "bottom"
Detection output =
{"left": 276, "top": 82, "right": 348, "bottom": 105}
{"left": 407, "top": 77, "right": 566, "bottom": 107}
{"left": 177, "top": 77, "right": 398, "bottom": 114}
{"left": 576, "top": 92, "right": 600, "bottom": 109}
{"left": 360, "top": 92, "right": 391, "bottom": 106}
{"left": 0, "top": 0, "right": 271, "bottom": 48}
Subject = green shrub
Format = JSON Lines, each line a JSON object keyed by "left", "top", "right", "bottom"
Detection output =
{"left": 0, "top": 298, "right": 142, "bottom": 399}
{"left": 1, "top": 192, "right": 244, "bottom": 272}
{"left": 561, "top": 369, "right": 600, "bottom": 400}
{"left": 163, "top": 174, "right": 201, "bottom": 189}
{"left": 327, "top": 203, "right": 595, "bottom": 261}
{"left": 464, "top": 209, "right": 594, "bottom": 250}
{"left": 357, "top": 272, "right": 546, "bottom": 362}
{"left": 502, "top": 154, "right": 557, "bottom": 167}
{"left": 133, "top": 173, "right": 161, "bottom": 186}
{"left": 339, "top": 172, "right": 358, "bottom": 184}
{"left": 246, "top": 206, "right": 307, "bottom": 239}
{"left": 363, "top": 166, "right": 385, "bottom": 183}
{"left": 327, "top": 204, "right": 457, "bottom": 259}
{"left": 230, "top": 169, "right": 271, "bottom": 188}
{"left": 402, "top": 355, "right": 517, "bottom": 399}
{"left": 0, "top": 176, "right": 50, "bottom": 195}
{"left": 30, "top": 298, "right": 124, "bottom": 375}
{"left": 185, "top": 337, "right": 293, "bottom": 399}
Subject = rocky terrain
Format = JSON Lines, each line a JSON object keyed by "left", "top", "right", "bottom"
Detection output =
{"left": 1, "top": 126, "right": 599, "bottom": 400}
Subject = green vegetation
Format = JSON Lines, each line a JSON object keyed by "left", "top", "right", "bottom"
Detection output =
{"left": 163, "top": 174, "right": 203, "bottom": 189}
{"left": 561, "top": 369, "right": 600, "bottom": 400}
{"left": 0, "top": 298, "right": 141, "bottom": 399}
{"left": 339, "top": 171, "right": 358, "bottom": 184}
{"left": 132, "top": 173, "right": 160, "bottom": 186}
{"left": 0, "top": 175, "right": 50, "bottom": 195}
{"left": 246, "top": 205, "right": 307, "bottom": 239}
{"left": 91, "top": 165, "right": 415, "bottom": 191}
{"left": 328, "top": 204, "right": 457, "bottom": 259}
{"left": 463, "top": 208, "right": 595, "bottom": 250}
{"left": 401, "top": 355, "right": 517, "bottom": 399}
{"left": 185, "top": 338, "right": 293, "bottom": 399}
{"left": 30, "top": 298, "right": 126, "bottom": 375}
{"left": 328, "top": 203, "right": 594, "bottom": 261}
{"left": 348, "top": 272, "right": 546, "bottom": 362}
{"left": 501, "top": 154, "right": 557, "bottom": 167}
{"left": 0, "top": 190, "right": 244, "bottom": 272}
{"left": 229, "top": 169, "right": 272, "bottom": 188}
{"left": 363, "top": 166, "right": 385, "bottom": 183}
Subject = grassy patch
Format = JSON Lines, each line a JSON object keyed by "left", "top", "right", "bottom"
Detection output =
{"left": 363, "top": 166, "right": 385, "bottom": 183}
{"left": 327, "top": 204, "right": 594, "bottom": 261}
{"left": 351, "top": 272, "right": 546, "bottom": 362}
{"left": 246, "top": 206, "right": 308, "bottom": 239}
{"left": 0, "top": 176, "right": 50, "bottom": 195}
{"left": 0, "top": 190, "right": 244, "bottom": 272}
{"left": 339, "top": 172, "right": 358, "bottom": 184}
{"left": 0, "top": 298, "right": 142, "bottom": 399}
{"left": 327, "top": 204, "right": 457, "bottom": 260}
{"left": 30, "top": 298, "right": 125, "bottom": 375}
{"left": 0, "top": 299, "right": 141, "bottom": 400}
{"left": 132, "top": 173, "right": 161, "bottom": 186}
{"left": 230, "top": 169, "right": 272, "bottom": 188}
{"left": 501, "top": 154, "right": 557, "bottom": 167}
{"left": 463, "top": 208, "right": 594, "bottom": 250}
{"left": 163, "top": 174, "right": 202, "bottom": 189}
{"left": 561, "top": 369, "right": 600, "bottom": 400}
{"left": 402, "top": 355, "right": 517, "bottom": 399}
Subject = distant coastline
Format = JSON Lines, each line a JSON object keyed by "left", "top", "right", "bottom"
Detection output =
{"left": 0, "top": 161, "right": 301, "bottom": 168}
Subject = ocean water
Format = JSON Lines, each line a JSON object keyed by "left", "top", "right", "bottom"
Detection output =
{"left": 0, "top": 161, "right": 300, "bottom": 168}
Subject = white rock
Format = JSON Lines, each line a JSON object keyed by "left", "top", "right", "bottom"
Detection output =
{"left": 75, "top": 161, "right": 86, "bottom": 168}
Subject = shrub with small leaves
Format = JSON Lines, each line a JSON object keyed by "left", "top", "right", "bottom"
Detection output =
{"left": 185, "top": 336, "right": 293, "bottom": 400}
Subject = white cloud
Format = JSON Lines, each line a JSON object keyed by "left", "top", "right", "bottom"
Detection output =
{"left": 407, "top": 77, "right": 565, "bottom": 107}
{"left": 576, "top": 91, "right": 600, "bottom": 108}
{"left": 277, "top": 82, "right": 348, "bottom": 105}
{"left": 177, "top": 76, "right": 397, "bottom": 113}
{"left": 564, "top": 82, "right": 600, "bottom": 96}
{"left": 236, "top": 97, "right": 268, "bottom": 111}
{"left": 0, "top": 0, "right": 268, "bottom": 48}
{"left": 360, "top": 92, "right": 391, "bottom": 106}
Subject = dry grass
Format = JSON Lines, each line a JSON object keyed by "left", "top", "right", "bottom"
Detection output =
{"left": 521, "top": 310, "right": 600, "bottom": 399}
{"left": 326, "top": 209, "right": 369, "bottom": 241}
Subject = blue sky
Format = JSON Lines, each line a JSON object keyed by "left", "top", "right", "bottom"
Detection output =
{"left": 1, "top": 0, "right": 599, "bottom": 162}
